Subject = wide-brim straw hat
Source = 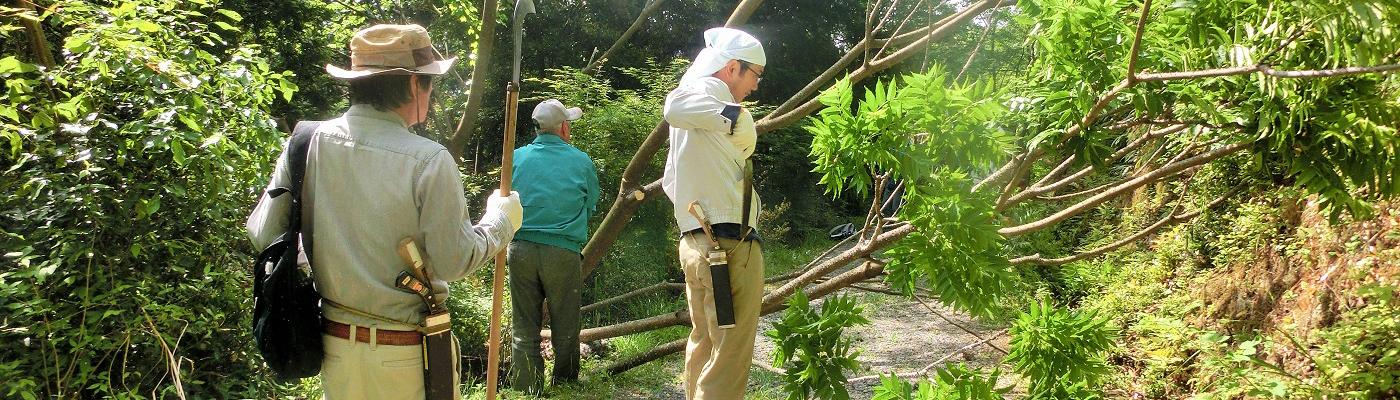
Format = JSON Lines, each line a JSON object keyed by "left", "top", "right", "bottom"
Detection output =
{"left": 326, "top": 24, "right": 457, "bottom": 80}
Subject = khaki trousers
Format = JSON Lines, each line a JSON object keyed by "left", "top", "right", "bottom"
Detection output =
{"left": 679, "top": 234, "right": 764, "bottom": 400}
{"left": 319, "top": 329, "right": 460, "bottom": 400}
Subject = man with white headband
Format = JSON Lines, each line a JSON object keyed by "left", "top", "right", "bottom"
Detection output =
{"left": 661, "top": 27, "right": 766, "bottom": 399}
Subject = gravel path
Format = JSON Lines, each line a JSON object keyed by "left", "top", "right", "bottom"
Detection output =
{"left": 754, "top": 290, "right": 1015, "bottom": 399}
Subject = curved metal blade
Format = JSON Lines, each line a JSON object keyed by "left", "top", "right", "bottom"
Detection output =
{"left": 511, "top": 0, "right": 537, "bottom": 83}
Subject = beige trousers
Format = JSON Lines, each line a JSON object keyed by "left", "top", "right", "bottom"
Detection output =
{"left": 679, "top": 234, "right": 764, "bottom": 400}
{"left": 319, "top": 329, "right": 460, "bottom": 400}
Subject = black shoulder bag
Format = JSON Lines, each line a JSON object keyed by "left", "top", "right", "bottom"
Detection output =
{"left": 251, "top": 121, "right": 324, "bottom": 382}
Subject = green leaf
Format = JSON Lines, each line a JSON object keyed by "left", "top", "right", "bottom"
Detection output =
{"left": 0, "top": 56, "right": 37, "bottom": 74}
{"left": 170, "top": 140, "right": 187, "bottom": 165}
{"left": 214, "top": 8, "right": 243, "bottom": 22}
{"left": 131, "top": 20, "right": 161, "bottom": 33}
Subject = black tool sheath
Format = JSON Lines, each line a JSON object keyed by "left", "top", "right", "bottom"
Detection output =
{"left": 422, "top": 310, "right": 454, "bottom": 400}
{"left": 707, "top": 249, "right": 737, "bottom": 329}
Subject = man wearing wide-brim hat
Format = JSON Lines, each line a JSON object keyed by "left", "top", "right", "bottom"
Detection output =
{"left": 661, "top": 27, "right": 767, "bottom": 399}
{"left": 247, "top": 24, "right": 523, "bottom": 399}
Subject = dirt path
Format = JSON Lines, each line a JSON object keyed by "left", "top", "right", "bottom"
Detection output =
{"left": 753, "top": 290, "right": 1015, "bottom": 399}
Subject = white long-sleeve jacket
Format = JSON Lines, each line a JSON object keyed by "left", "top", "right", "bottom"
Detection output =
{"left": 661, "top": 77, "right": 760, "bottom": 234}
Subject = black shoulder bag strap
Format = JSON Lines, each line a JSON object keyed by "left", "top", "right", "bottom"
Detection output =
{"left": 288, "top": 121, "right": 322, "bottom": 259}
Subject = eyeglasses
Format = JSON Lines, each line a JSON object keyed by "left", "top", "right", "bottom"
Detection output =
{"left": 740, "top": 61, "right": 764, "bottom": 83}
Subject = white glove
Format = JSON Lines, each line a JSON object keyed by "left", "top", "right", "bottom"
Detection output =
{"left": 482, "top": 191, "right": 523, "bottom": 233}
{"left": 729, "top": 107, "right": 757, "bottom": 159}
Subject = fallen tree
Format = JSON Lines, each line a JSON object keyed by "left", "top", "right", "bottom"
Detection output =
{"left": 559, "top": 0, "right": 1400, "bottom": 376}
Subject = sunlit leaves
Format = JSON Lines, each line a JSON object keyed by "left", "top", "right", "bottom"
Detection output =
{"left": 1, "top": 0, "right": 297, "bottom": 396}
{"left": 1006, "top": 300, "right": 1117, "bottom": 398}
{"left": 806, "top": 65, "right": 1017, "bottom": 318}
{"left": 767, "top": 292, "right": 870, "bottom": 400}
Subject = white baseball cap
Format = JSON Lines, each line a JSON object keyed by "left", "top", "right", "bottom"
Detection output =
{"left": 679, "top": 27, "right": 766, "bottom": 85}
{"left": 531, "top": 99, "right": 583, "bottom": 129}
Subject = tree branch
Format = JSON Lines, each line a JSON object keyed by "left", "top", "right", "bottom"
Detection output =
{"left": 1004, "top": 124, "right": 1187, "bottom": 207}
{"left": 580, "top": 282, "right": 685, "bottom": 314}
{"left": 583, "top": 0, "right": 667, "bottom": 74}
{"left": 1010, "top": 189, "right": 1232, "bottom": 266}
{"left": 846, "top": 329, "right": 1008, "bottom": 384}
{"left": 998, "top": 140, "right": 1250, "bottom": 236}
{"left": 1125, "top": 0, "right": 1152, "bottom": 79}
{"left": 756, "top": 0, "right": 1007, "bottom": 133}
{"left": 724, "top": 0, "right": 765, "bottom": 27}
{"left": 909, "top": 293, "right": 1007, "bottom": 354}
{"left": 1136, "top": 63, "right": 1400, "bottom": 82}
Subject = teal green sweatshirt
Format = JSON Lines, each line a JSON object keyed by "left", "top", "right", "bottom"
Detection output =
{"left": 510, "top": 133, "right": 600, "bottom": 253}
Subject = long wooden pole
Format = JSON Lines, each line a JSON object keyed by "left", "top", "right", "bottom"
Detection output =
{"left": 484, "top": 82, "right": 519, "bottom": 399}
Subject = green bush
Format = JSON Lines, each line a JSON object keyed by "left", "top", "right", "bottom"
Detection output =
{"left": 767, "top": 292, "right": 869, "bottom": 400}
{"left": 1315, "top": 284, "right": 1400, "bottom": 397}
{"left": 1, "top": 0, "right": 297, "bottom": 397}
{"left": 870, "top": 364, "right": 1009, "bottom": 400}
{"left": 1006, "top": 300, "right": 1117, "bottom": 399}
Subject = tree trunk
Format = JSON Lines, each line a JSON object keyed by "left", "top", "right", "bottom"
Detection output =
{"left": 447, "top": 0, "right": 500, "bottom": 161}
{"left": 16, "top": 0, "right": 55, "bottom": 69}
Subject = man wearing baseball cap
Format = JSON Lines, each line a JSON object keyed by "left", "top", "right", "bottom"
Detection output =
{"left": 506, "top": 99, "right": 600, "bottom": 393}
{"left": 661, "top": 27, "right": 767, "bottom": 399}
{"left": 246, "top": 24, "right": 522, "bottom": 399}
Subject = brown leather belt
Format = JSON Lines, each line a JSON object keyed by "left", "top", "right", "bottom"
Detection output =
{"left": 324, "top": 320, "right": 422, "bottom": 346}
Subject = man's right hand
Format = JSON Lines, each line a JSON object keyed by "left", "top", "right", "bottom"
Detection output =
{"left": 483, "top": 191, "right": 523, "bottom": 233}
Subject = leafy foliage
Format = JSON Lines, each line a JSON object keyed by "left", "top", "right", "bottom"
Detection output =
{"left": 1006, "top": 300, "right": 1117, "bottom": 399}
{"left": 806, "top": 66, "right": 1017, "bottom": 318}
{"left": 1, "top": 1, "right": 297, "bottom": 397}
{"left": 767, "top": 292, "right": 869, "bottom": 400}
{"left": 1009, "top": 0, "right": 1400, "bottom": 222}
{"left": 870, "top": 364, "right": 1009, "bottom": 400}
{"left": 1313, "top": 284, "right": 1400, "bottom": 397}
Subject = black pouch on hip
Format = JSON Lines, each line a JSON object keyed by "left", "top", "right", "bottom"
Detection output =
{"left": 707, "top": 249, "right": 737, "bottom": 329}
{"left": 422, "top": 309, "right": 455, "bottom": 400}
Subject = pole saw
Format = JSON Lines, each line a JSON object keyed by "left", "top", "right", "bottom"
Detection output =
{"left": 485, "top": 0, "right": 534, "bottom": 398}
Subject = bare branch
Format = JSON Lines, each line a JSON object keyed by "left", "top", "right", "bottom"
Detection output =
{"left": 1125, "top": 0, "right": 1153, "bottom": 78}
{"left": 999, "top": 140, "right": 1250, "bottom": 236}
{"left": 756, "top": 0, "right": 1007, "bottom": 132}
{"left": 872, "top": 0, "right": 929, "bottom": 61}
{"left": 725, "top": 0, "right": 765, "bottom": 27}
{"left": 1136, "top": 63, "right": 1400, "bottom": 82}
{"left": 1011, "top": 189, "right": 1233, "bottom": 266}
{"left": 955, "top": 10, "right": 998, "bottom": 81}
{"left": 584, "top": 0, "right": 667, "bottom": 74}
{"left": 581, "top": 179, "right": 663, "bottom": 277}
{"left": 846, "top": 329, "right": 1008, "bottom": 384}
{"left": 909, "top": 293, "right": 1008, "bottom": 354}
{"left": 1004, "top": 124, "right": 1186, "bottom": 207}
{"left": 16, "top": 0, "right": 55, "bottom": 69}
{"left": 580, "top": 282, "right": 684, "bottom": 314}
{"left": 972, "top": 151, "right": 1030, "bottom": 192}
